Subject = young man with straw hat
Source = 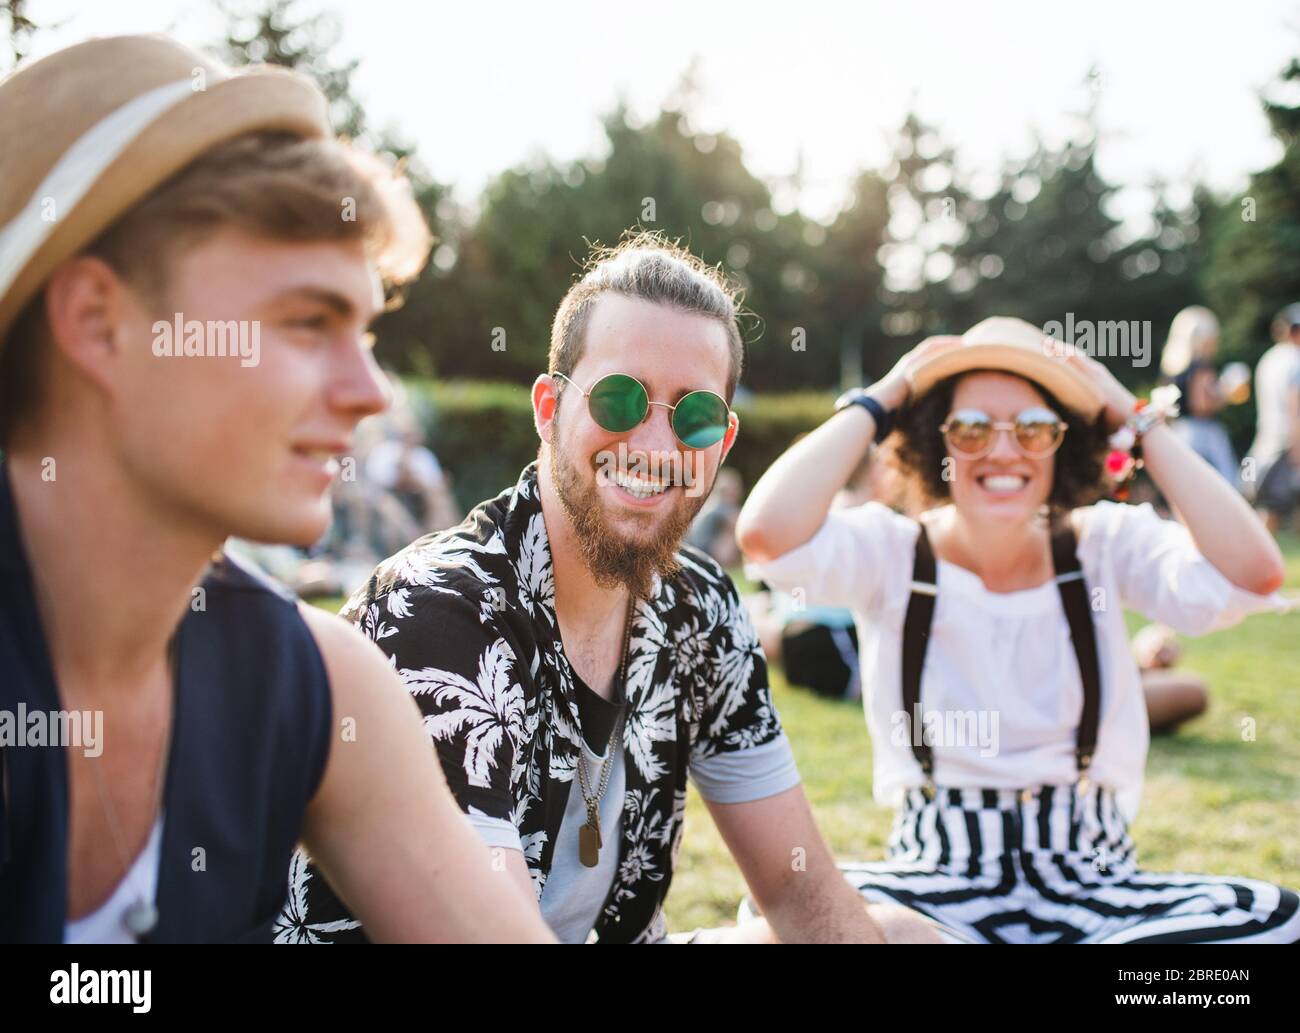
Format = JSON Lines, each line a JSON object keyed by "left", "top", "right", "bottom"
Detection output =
{"left": 0, "top": 35, "right": 553, "bottom": 943}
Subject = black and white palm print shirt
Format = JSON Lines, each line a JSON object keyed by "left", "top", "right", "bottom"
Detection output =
{"left": 275, "top": 460, "right": 791, "bottom": 943}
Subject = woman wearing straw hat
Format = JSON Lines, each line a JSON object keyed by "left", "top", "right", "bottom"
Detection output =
{"left": 0, "top": 36, "right": 553, "bottom": 943}
{"left": 737, "top": 317, "right": 1299, "bottom": 943}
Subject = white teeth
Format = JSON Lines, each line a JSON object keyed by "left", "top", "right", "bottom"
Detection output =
{"left": 612, "top": 470, "right": 668, "bottom": 498}
{"left": 980, "top": 475, "right": 1027, "bottom": 493}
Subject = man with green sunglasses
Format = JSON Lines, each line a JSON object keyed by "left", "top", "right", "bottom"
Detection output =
{"left": 551, "top": 370, "right": 733, "bottom": 451}
{"left": 284, "top": 232, "right": 943, "bottom": 943}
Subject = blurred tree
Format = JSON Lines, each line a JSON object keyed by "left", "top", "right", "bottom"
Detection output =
{"left": 871, "top": 112, "right": 969, "bottom": 382}
{"left": 218, "top": 0, "right": 365, "bottom": 138}
{"left": 810, "top": 170, "right": 890, "bottom": 388}
{"left": 203, "top": 20, "right": 1223, "bottom": 401}
{"left": 939, "top": 123, "right": 1203, "bottom": 388}
{"left": 1204, "top": 56, "right": 1300, "bottom": 369}
{"left": 215, "top": 0, "right": 460, "bottom": 373}
{"left": 1, "top": 0, "right": 52, "bottom": 72}
{"left": 419, "top": 81, "right": 830, "bottom": 392}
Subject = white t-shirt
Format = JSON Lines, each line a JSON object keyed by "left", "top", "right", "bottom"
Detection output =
{"left": 745, "top": 501, "right": 1290, "bottom": 823}
{"left": 1249, "top": 341, "right": 1300, "bottom": 463}
{"left": 63, "top": 814, "right": 163, "bottom": 944}
{"left": 468, "top": 735, "right": 800, "bottom": 943}
{"left": 537, "top": 738, "right": 624, "bottom": 944}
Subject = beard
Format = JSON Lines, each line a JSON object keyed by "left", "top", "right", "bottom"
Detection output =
{"left": 548, "top": 427, "right": 712, "bottom": 601}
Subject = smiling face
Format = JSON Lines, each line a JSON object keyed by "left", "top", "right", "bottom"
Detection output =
{"left": 538, "top": 293, "right": 739, "bottom": 597}
{"left": 945, "top": 371, "right": 1057, "bottom": 526}
{"left": 107, "top": 228, "right": 389, "bottom": 546}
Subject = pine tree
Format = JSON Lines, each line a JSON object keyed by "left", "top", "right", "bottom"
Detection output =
{"left": 1204, "top": 56, "right": 1300, "bottom": 367}
{"left": 215, "top": 0, "right": 457, "bottom": 377}
{"left": 1, "top": 0, "right": 47, "bottom": 73}
{"left": 218, "top": 0, "right": 366, "bottom": 139}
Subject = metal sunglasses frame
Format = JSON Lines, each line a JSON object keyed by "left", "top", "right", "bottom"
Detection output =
{"left": 551, "top": 370, "right": 733, "bottom": 450}
{"left": 939, "top": 407, "right": 1069, "bottom": 460}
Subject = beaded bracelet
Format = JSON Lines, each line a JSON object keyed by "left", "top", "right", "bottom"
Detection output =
{"left": 1105, "top": 385, "right": 1181, "bottom": 500}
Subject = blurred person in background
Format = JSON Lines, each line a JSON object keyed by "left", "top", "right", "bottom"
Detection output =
{"left": 1159, "top": 306, "right": 1246, "bottom": 487}
{"left": 1246, "top": 304, "right": 1300, "bottom": 534}
{"left": 259, "top": 376, "right": 464, "bottom": 601}
{"left": 685, "top": 466, "right": 744, "bottom": 567}
{"left": 363, "top": 374, "right": 462, "bottom": 533}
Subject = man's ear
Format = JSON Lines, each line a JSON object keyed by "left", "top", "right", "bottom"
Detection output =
{"left": 719, "top": 409, "right": 740, "bottom": 463}
{"left": 43, "top": 255, "right": 129, "bottom": 393}
{"left": 532, "top": 373, "right": 559, "bottom": 444}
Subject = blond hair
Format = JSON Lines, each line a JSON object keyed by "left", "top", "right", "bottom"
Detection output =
{"left": 1160, "top": 305, "right": 1220, "bottom": 378}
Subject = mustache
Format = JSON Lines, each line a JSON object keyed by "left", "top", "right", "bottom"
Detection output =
{"left": 552, "top": 443, "right": 710, "bottom": 599}
{"left": 588, "top": 445, "right": 706, "bottom": 496}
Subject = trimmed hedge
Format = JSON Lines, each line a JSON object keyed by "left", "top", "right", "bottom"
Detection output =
{"left": 405, "top": 379, "right": 540, "bottom": 512}
{"left": 404, "top": 377, "right": 834, "bottom": 511}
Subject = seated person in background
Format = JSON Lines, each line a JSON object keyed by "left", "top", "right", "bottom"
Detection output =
{"left": 685, "top": 466, "right": 744, "bottom": 568}
{"left": 363, "top": 377, "right": 463, "bottom": 533}
{"left": 1129, "top": 624, "right": 1207, "bottom": 734}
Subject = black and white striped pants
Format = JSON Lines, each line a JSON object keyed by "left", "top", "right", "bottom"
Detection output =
{"left": 840, "top": 785, "right": 1300, "bottom": 944}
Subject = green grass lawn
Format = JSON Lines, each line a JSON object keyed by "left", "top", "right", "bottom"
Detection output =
{"left": 312, "top": 534, "right": 1299, "bottom": 931}
{"left": 664, "top": 532, "right": 1300, "bottom": 931}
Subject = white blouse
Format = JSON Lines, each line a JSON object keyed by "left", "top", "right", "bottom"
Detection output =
{"left": 746, "top": 501, "right": 1291, "bottom": 822}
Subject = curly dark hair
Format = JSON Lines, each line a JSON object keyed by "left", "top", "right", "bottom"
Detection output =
{"left": 889, "top": 370, "right": 1111, "bottom": 514}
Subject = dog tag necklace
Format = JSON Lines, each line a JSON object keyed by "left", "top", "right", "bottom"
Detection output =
{"left": 576, "top": 599, "right": 633, "bottom": 868}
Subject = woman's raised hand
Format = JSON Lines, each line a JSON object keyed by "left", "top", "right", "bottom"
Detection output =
{"left": 871, "top": 335, "right": 963, "bottom": 410}
{"left": 1062, "top": 349, "right": 1138, "bottom": 431}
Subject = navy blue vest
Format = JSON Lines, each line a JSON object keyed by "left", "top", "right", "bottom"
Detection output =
{"left": 0, "top": 462, "right": 333, "bottom": 942}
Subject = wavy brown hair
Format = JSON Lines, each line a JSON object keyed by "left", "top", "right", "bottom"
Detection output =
{"left": 548, "top": 230, "right": 746, "bottom": 404}
{"left": 889, "top": 370, "right": 1111, "bottom": 514}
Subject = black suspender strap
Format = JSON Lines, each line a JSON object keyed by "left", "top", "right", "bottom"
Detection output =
{"left": 901, "top": 522, "right": 938, "bottom": 795}
{"left": 1050, "top": 522, "right": 1102, "bottom": 790}
{"left": 900, "top": 518, "right": 1104, "bottom": 796}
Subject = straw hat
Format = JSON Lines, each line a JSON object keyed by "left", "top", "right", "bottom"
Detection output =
{"left": 907, "top": 316, "right": 1105, "bottom": 420}
{"left": 0, "top": 34, "right": 331, "bottom": 348}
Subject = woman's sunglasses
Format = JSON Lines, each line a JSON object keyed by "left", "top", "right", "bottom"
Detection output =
{"left": 552, "top": 371, "right": 732, "bottom": 450}
{"left": 940, "top": 407, "right": 1068, "bottom": 459}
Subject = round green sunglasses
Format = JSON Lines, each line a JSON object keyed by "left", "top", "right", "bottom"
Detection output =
{"left": 552, "top": 371, "right": 732, "bottom": 450}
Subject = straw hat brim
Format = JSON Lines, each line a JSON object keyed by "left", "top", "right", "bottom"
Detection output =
{"left": 908, "top": 341, "right": 1104, "bottom": 421}
{"left": 0, "top": 70, "right": 329, "bottom": 346}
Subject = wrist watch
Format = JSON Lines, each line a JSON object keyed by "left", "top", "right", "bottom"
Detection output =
{"left": 834, "top": 388, "right": 893, "bottom": 444}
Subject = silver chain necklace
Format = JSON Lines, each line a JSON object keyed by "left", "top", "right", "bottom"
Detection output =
{"left": 575, "top": 599, "right": 633, "bottom": 868}
{"left": 81, "top": 635, "right": 176, "bottom": 939}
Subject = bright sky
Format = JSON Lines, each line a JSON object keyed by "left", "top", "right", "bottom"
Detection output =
{"left": 16, "top": 0, "right": 1300, "bottom": 225}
